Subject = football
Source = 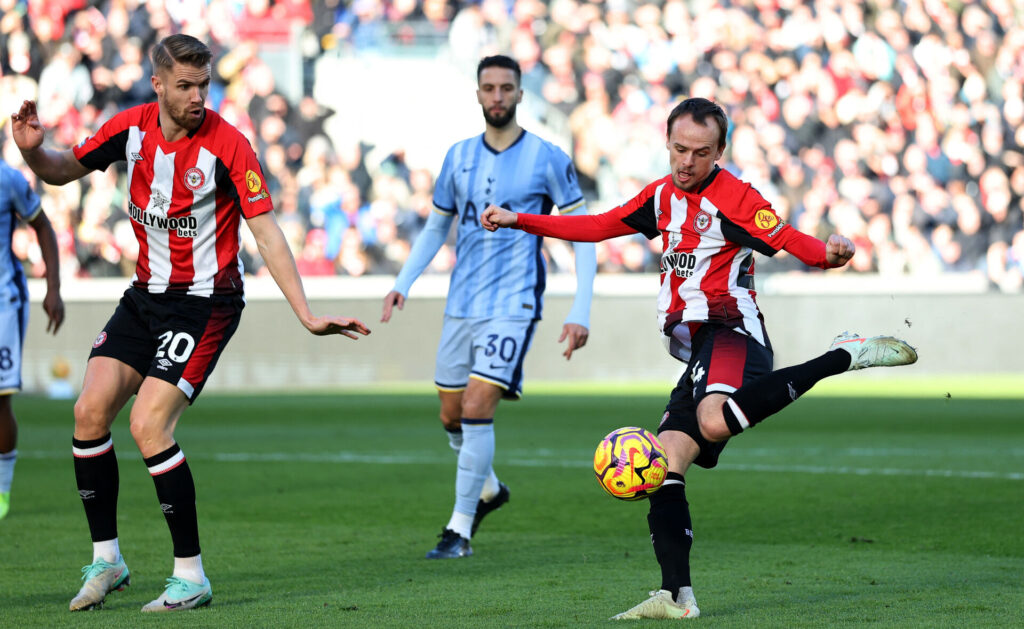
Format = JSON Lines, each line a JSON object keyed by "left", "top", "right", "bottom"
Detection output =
{"left": 593, "top": 426, "right": 668, "bottom": 500}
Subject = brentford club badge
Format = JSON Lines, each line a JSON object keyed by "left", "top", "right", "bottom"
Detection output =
{"left": 93, "top": 331, "right": 107, "bottom": 348}
{"left": 184, "top": 167, "right": 205, "bottom": 191}
{"left": 693, "top": 210, "right": 712, "bottom": 233}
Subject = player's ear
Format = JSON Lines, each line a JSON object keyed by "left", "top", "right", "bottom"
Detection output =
{"left": 151, "top": 73, "right": 162, "bottom": 96}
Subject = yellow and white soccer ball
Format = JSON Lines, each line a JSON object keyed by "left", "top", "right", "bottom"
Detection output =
{"left": 593, "top": 426, "right": 668, "bottom": 500}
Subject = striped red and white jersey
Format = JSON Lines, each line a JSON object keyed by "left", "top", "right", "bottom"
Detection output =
{"left": 515, "top": 166, "right": 834, "bottom": 358}
{"left": 73, "top": 102, "right": 273, "bottom": 297}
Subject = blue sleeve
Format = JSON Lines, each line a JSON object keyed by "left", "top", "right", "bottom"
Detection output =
{"left": 565, "top": 241, "right": 596, "bottom": 328}
{"left": 8, "top": 166, "right": 41, "bottom": 222}
{"left": 391, "top": 208, "right": 455, "bottom": 296}
{"left": 545, "top": 146, "right": 585, "bottom": 214}
{"left": 431, "top": 147, "right": 457, "bottom": 215}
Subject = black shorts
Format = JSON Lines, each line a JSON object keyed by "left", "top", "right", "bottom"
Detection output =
{"left": 658, "top": 324, "right": 774, "bottom": 469}
{"left": 89, "top": 287, "right": 244, "bottom": 403}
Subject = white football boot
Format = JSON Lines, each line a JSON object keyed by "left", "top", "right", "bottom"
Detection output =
{"left": 611, "top": 589, "right": 700, "bottom": 620}
{"left": 829, "top": 331, "right": 918, "bottom": 371}
{"left": 141, "top": 576, "right": 212, "bottom": 612}
{"left": 69, "top": 557, "right": 130, "bottom": 611}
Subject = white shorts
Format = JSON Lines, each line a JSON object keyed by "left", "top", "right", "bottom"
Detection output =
{"left": 0, "top": 297, "right": 29, "bottom": 395}
{"left": 435, "top": 315, "right": 537, "bottom": 400}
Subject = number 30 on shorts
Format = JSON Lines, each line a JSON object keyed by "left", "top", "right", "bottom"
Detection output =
{"left": 485, "top": 334, "right": 518, "bottom": 365}
{"left": 156, "top": 331, "right": 196, "bottom": 363}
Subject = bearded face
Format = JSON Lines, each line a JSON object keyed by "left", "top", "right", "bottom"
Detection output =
{"left": 153, "top": 61, "right": 211, "bottom": 134}
{"left": 477, "top": 66, "right": 522, "bottom": 131}
{"left": 482, "top": 101, "right": 517, "bottom": 129}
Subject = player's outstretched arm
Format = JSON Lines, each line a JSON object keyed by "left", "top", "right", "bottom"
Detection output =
{"left": 28, "top": 210, "right": 64, "bottom": 334}
{"left": 246, "top": 212, "right": 370, "bottom": 339}
{"left": 11, "top": 100, "right": 90, "bottom": 186}
{"left": 481, "top": 205, "right": 518, "bottom": 231}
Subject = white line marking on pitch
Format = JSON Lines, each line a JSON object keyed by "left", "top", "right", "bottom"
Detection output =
{"left": 20, "top": 450, "right": 1023, "bottom": 480}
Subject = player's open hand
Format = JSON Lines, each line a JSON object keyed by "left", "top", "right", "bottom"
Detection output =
{"left": 305, "top": 315, "right": 371, "bottom": 339}
{"left": 481, "top": 205, "right": 517, "bottom": 231}
{"left": 43, "top": 290, "right": 65, "bottom": 334}
{"left": 559, "top": 323, "right": 589, "bottom": 360}
{"left": 11, "top": 100, "right": 45, "bottom": 152}
{"left": 381, "top": 290, "right": 405, "bottom": 322}
{"left": 825, "top": 234, "right": 855, "bottom": 268}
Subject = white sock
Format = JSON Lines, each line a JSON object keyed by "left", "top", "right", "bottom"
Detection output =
{"left": 678, "top": 586, "right": 696, "bottom": 604}
{"left": 173, "top": 554, "right": 205, "bottom": 584}
{"left": 0, "top": 449, "right": 16, "bottom": 493}
{"left": 445, "top": 511, "right": 475, "bottom": 540}
{"left": 451, "top": 421, "right": 494, "bottom": 538}
{"left": 93, "top": 538, "right": 120, "bottom": 563}
{"left": 480, "top": 469, "right": 500, "bottom": 502}
{"left": 446, "top": 428, "right": 463, "bottom": 452}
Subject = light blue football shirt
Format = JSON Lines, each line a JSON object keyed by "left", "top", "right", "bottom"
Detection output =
{"left": 430, "top": 130, "right": 586, "bottom": 319}
{"left": 0, "top": 160, "right": 41, "bottom": 306}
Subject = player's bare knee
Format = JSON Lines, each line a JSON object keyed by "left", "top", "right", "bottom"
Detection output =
{"left": 439, "top": 413, "right": 461, "bottom": 430}
{"left": 72, "top": 395, "right": 114, "bottom": 438}
{"left": 128, "top": 415, "right": 172, "bottom": 452}
{"left": 696, "top": 405, "right": 731, "bottom": 443}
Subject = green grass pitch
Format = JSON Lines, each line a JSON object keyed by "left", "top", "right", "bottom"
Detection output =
{"left": 2, "top": 382, "right": 1022, "bottom": 628}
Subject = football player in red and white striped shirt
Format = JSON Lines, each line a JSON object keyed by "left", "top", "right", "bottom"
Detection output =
{"left": 12, "top": 34, "right": 370, "bottom": 613}
{"left": 483, "top": 98, "right": 917, "bottom": 619}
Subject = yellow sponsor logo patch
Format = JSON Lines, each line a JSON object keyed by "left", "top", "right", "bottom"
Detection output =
{"left": 245, "top": 170, "right": 263, "bottom": 193}
{"left": 755, "top": 209, "right": 778, "bottom": 230}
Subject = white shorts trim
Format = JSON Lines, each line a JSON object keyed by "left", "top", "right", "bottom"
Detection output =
{"left": 177, "top": 378, "right": 196, "bottom": 400}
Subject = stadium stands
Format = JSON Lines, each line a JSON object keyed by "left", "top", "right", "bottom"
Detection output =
{"left": 2, "top": 0, "right": 1021, "bottom": 291}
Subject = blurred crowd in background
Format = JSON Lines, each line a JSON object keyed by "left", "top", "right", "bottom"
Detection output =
{"left": 3, "top": 0, "right": 1023, "bottom": 291}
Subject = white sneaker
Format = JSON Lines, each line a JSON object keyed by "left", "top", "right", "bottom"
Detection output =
{"left": 829, "top": 331, "right": 918, "bottom": 371}
{"left": 611, "top": 589, "right": 700, "bottom": 620}
{"left": 69, "top": 557, "right": 130, "bottom": 611}
{"left": 141, "top": 576, "right": 213, "bottom": 612}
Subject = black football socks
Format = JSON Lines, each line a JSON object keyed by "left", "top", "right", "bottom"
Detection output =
{"left": 145, "top": 443, "right": 201, "bottom": 557}
{"left": 73, "top": 434, "right": 120, "bottom": 543}
{"left": 648, "top": 474, "right": 693, "bottom": 598}
{"left": 723, "top": 350, "right": 850, "bottom": 435}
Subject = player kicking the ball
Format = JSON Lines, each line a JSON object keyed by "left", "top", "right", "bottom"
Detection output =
{"left": 12, "top": 34, "right": 369, "bottom": 612}
{"left": 482, "top": 97, "right": 917, "bottom": 619}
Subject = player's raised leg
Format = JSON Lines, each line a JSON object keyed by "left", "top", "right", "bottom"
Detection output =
{"left": 70, "top": 357, "right": 141, "bottom": 611}
{"left": 702, "top": 330, "right": 917, "bottom": 442}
